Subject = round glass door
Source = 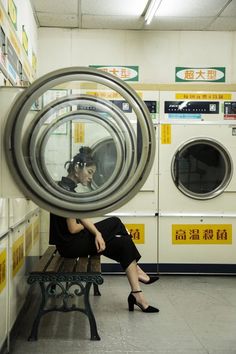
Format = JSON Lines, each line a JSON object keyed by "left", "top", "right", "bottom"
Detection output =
{"left": 171, "top": 138, "right": 232, "bottom": 199}
{"left": 5, "top": 67, "right": 155, "bottom": 217}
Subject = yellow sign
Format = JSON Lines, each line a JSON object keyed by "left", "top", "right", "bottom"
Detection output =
{"left": 176, "top": 93, "right": 232, "bottom": 100}
{"left": 25, "top": 224, "right": 33, "bottom": 255}
{"left": 0, "top": 249, "right": 7, "bottom": 293}
{"left": 161, "top": 124, "right": 171, "bottom": 144}
{"left": 172, "top": 224, "right": 232, "bottom": 244}
{"left": 8, "top": 0, "right": 17, "bottom": 30}
{"left": 33, "top": 218, "right": 40, "bottom": 244}
{"left": 32, "top": 51, "right": 37, "bottom": 73}
{"left": 12, "top": 235, "right": 24, "bottom": 277}
{"left": 74, "top": 123, "right": 85, "bottom": 143}
{"left": 125, "top": 224, "right": 145, "bottom": 244}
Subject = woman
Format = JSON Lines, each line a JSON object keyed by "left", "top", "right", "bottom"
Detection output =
{"left": 50, "top": 147, "right": 159, "bottom": 313}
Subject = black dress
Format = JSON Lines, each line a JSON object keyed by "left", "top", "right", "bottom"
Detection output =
{"left": 49, "top": 214, "right": 141, "bottom": 270}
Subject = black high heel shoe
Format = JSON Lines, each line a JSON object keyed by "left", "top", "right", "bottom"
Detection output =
{"left": 128, "top": 290, "right": 159, "bottom": 313}
{"left": 139, "top": 276, "right": 159, "bottom": 285}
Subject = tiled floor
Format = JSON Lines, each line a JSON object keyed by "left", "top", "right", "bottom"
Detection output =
{"left": 9, "top": 275, "right": 236, "bottom": 354}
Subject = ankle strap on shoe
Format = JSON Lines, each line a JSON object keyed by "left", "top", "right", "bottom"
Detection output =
{"left": 131, "top": 290, "right": 142, "bottom": 293}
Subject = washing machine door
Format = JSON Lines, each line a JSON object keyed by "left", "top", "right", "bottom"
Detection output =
{"left": 5, "top": 67, "right": 155, "bottom": 217}
{"left": 171, "top": 138, "right": 233, "bottom": 199}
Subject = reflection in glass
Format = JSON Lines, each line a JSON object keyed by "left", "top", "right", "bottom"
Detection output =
{"left": 91, "top": 138, "right": 117, "bottom": 188}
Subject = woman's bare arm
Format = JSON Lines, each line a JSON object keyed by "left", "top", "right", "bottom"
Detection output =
{"left": 66, "top": 218, "right": 85, "bottom": 233}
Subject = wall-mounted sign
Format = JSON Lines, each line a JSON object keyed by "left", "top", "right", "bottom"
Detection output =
{"left": 90, "top": 65, "right": 139, "bottom": 82}
{"left": 172, "top": 224, "right": 232, "bottom": 244}
{"left": 125, "top": 224, "right": 145, "bottom": 244}
{"left": 161, "top": 124, "right": 171, "bottom": 144}
{"left": 176, "top": 67, "right": 225, "bottom": 82}
{"left": 176, "top": 93, "right": 231, "bottom": 100}
{"left": 8, "top": 0, "right": 17, "bottom": 30}
{"left": 12, "top": 235, "right": 24, "bottom": 277}
{"left": 0, "top": 249, "right": 6, "bottom": 293}
{"left": 74, "top": 122, "right": 85, "bottom": 143}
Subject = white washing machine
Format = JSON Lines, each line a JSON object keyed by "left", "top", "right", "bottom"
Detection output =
{"left": 159, "top": 91, "right": 236, "bottom": 215}
{"left": 158, "top": 91, "right": 236, "bottom": 273}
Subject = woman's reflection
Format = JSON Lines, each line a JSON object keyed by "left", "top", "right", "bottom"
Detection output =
{"left": 58, "top": 146, "right": 96, "bottom": 193}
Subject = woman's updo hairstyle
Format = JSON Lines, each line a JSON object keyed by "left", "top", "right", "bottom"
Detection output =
{"left": 64, "top": 146, "right": 96, "bottom": 173}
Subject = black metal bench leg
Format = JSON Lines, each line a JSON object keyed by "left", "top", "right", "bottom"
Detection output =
{"left": 28, "top": 282, "right": 46, "bottom": 341}
{"left": 93, "top": 283, "right": 101, "bottom": 296}
{"left": 84, "top": 283, "right": 101, "bottom": 340}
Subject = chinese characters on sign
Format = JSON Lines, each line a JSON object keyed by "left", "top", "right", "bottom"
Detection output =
{"left": 12, "top": 235, "right": 24, "bottom": 277}
{"left": 172, "top": 224, "right": 232, "bottom": 244}
{"left": 90, "top": 65, "right": 139, "bottom": 82}
{"left": 176, "top": 93, "right": 231, "bottom": 100}
{"left": 125, "top": 224, "right": 145, "bottom": 244}
{"left": 161, "top": 124, "right": 172, "bottom": 144}
{"left": 175, "top": 67, "right": 225, "bottom": 82}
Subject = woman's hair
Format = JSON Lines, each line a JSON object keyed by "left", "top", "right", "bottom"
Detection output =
{"left": 64, "top": 146, "right": 96, "bottom": 173}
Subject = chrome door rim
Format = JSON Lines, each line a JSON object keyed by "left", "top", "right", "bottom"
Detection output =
{"left": 5, "top": 67, "right": 155, "bottom": 217}
{"left": 171, "top": 137, "right": 233, "bottom": 199}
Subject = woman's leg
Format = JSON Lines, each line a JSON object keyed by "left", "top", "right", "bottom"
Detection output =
{"left": 125, "top": 260, "right": 149, "bottom": 309}
{"left": 136, "top": 264, "right": 150, "bottom": 282}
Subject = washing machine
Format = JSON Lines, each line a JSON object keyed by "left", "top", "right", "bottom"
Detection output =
{"left": 158, "top": 91, "right": 236, "bottom": 273}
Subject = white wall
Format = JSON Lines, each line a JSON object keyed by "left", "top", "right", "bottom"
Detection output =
{"left": 38, "top": 28, "right": 236, "bottom": 83}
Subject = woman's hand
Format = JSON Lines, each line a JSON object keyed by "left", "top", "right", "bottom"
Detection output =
{"left": 95, "top": 232, "right": 106, "bottom": 253}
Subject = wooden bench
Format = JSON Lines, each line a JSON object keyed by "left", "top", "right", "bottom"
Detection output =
{"left": 27, "top": 246, "right": 103, "bottom": 341}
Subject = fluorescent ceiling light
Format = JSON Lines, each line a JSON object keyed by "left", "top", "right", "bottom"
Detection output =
{"left": 144, "top": 0, "right": 162, "bottom": 25}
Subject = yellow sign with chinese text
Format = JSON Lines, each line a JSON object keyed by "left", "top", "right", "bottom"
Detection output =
{"left": 161, "top": 124, "right": 171, "bottom": 144}
{"left": 0, "top": 249, "right": 7, "bottom": 293}
{"left": 176, "top": 93, "right": 231, "bottom": 100}
{"left": 172, "top": 224, "right": 232, "bottom": 244}
{"left": 74, "top": 123, "right": 85, "bottom": 143}
{"left": 8, "top": 0, "right": 17, "bottom": 30}
{"left": 125, "top": 224, "right": 145, "bottom": 244}
{"left": 12, "top": 235, "right": 24, "bottom": 277}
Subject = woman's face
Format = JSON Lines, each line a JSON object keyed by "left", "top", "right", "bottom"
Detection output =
{"left": 75, "top": 164, "right": 96, "bottom": 186}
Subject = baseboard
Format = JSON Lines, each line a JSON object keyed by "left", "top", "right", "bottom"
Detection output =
{"left": 101, "top": 263, "right": 236, "bottom": 275}
{"left": 158, "top": 263, "right": 236, "bottom": 274}
{"left": 101, "top": 263, "right": 158, "bottom": 274}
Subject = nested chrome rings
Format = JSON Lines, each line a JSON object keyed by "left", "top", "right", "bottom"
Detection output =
{"left": 5, "top": 67, "right": 155, "bottom": 217}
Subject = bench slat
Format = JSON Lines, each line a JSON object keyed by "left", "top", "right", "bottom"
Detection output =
{"left": 31, "top": 246, "right": 57, "bottom": 272}
{"left": 61, "top": 258, "right": 77, "bottom": 272}
{"left": 46, "top": 253, "right": 64, "bottom": 272}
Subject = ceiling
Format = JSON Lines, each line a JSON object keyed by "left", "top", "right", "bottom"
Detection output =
{"left": 30, "top": 0, "right": 236, "bottom": 31}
